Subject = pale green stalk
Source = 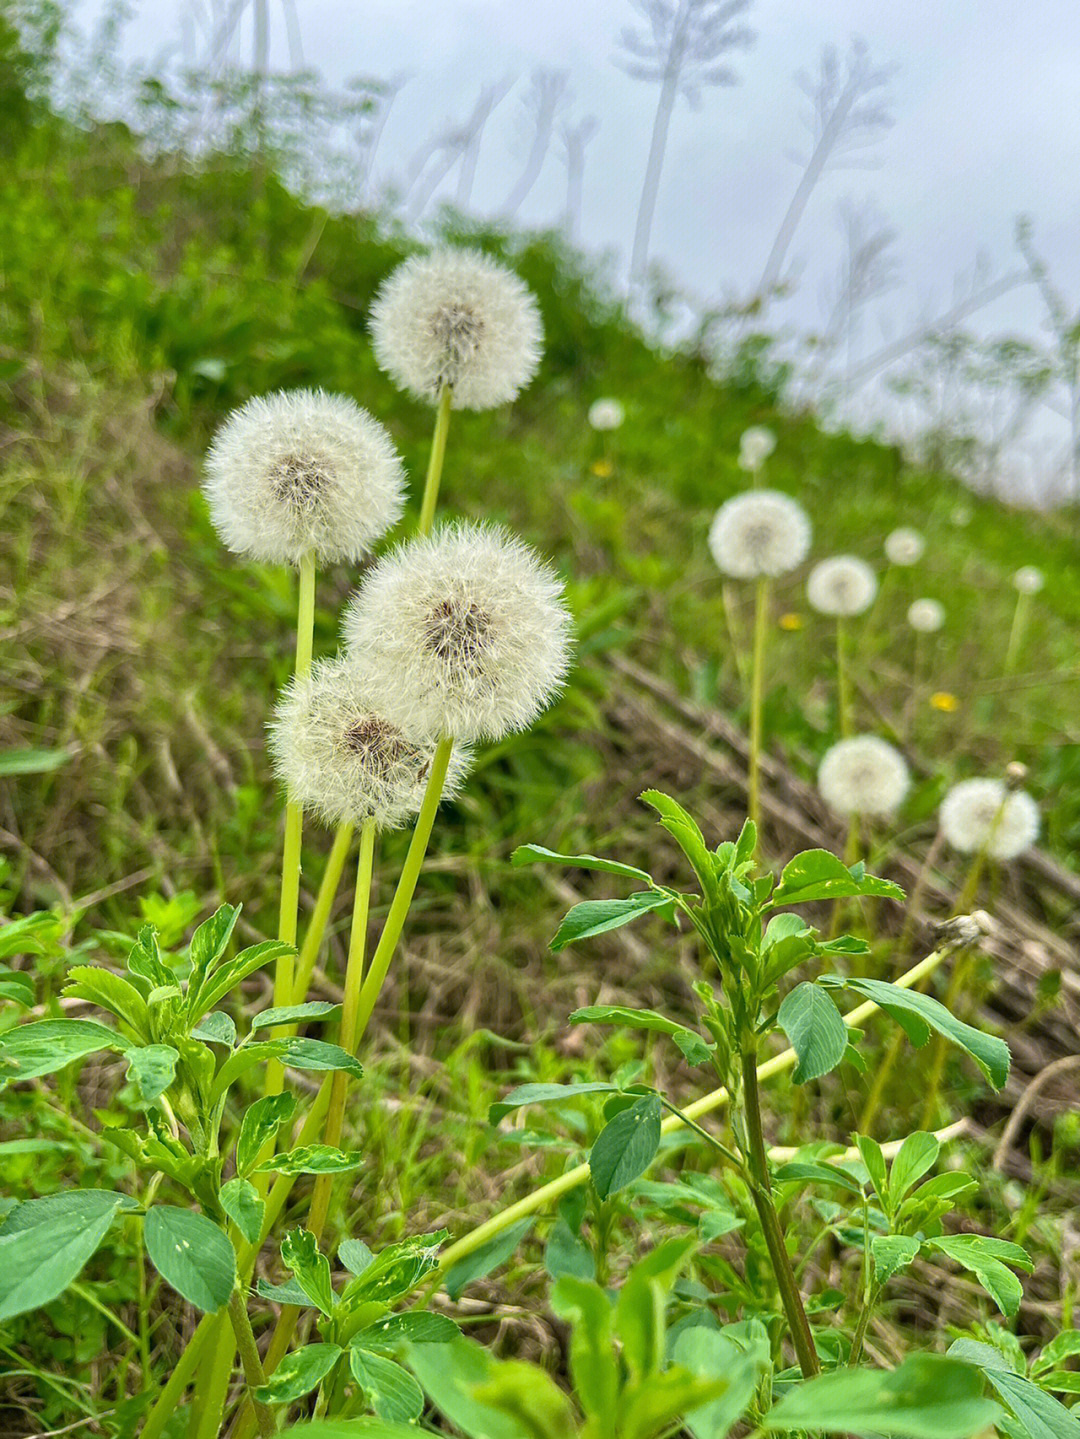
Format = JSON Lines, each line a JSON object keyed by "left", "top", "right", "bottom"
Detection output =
{"left": 291, "top": 820, "right": 355, "bottom": 1005}
{"left": 748, "top": 577, "right": 769, "bottom": 832}
{"left": 836, "top": 615, "right": 852, "bottom": 736}
{"left": 1004, "top": 590, "right": 1031, "bottom": 675}
{"left": 418, "top": 384, "right": 453, "bottom": 536}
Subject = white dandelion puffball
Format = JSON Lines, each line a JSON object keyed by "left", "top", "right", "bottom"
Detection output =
{"left": 1013, "top": 566, "right": 1044, "bottom": 596}
{"left": 807, "top": 555, "right": 878, "bottom": 617}
{"left": 885, "top": 527, "right": 925, "bottom": 566}
{"left": 939, "top": 778, "right": 1040, "bottom": 860}
{"left": 204, "top": 390, "right": 405, "bottom": 567}
{"left": 588, "top": 398, "right": 625, "bottom": 432}
{"left": 342, "top": 522, "right": 573, "bottom": 743}
{"left": 708, "top": 490, "right": 812, "bottom": 580}
{"left": 369, "top": 248, "right": 543, "bottom": 410}
{"left": 268, "top": 655, "right": 472, "bottom": 830}
{"left": 737, "top": 426, "right": 776, "bottom": 469}
{"left": 818, "top": 735, "right": 911, "bottom": 818}
{"left": 908, "top": 598, "right": 945, "bottom": 633}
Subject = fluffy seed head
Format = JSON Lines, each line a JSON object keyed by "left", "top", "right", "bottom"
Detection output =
{"left": 1013, "top": 565, "right": 1044, "bottom": 595}
{"left": 807, "top": 555, "right": 878, "bottom": 616}
{"left": 908, "top": 597, "right": 945, "bottom": 633}
{"left": 738, "top": 426, "right": 776, "bottom": 469}
{"left": 708, "top": 490, "right": 812, "bottom": 579}
{"left": 369, "top": 248, "right": 543, "bottom": 410}
{"left": 939, "top": 777, "right": 1040, "bottom": 859}
{"left": 268, "top": 655, "right": 472, "bottom": 829}
{"left": 203, "top": 390, "right": 406, "bottom": 567}
{"left": 817, "top": 735, "right": 911, "bottom": 818}
{"left": 885, "top": 527, "right": 925, "bottom": 566}
{"left": 588, "top": 398, "right": 625, "bottom": 431}
{"left": 342, "top": 522, "right": 573, "bottom": 742}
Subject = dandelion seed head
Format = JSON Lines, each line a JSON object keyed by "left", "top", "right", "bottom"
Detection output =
{"left": 737, "top": 426, "right": 776, "bottom": 469}
{"left": 939, "top": 777, "right": 1040, "bottom": 859}
{"left": 817, "top": 735, "right": 910, "bottom": 818}
{"left": 588, "top": 398, "right": 625, "bottom": 431}
{"left": 369, "top": 249, "right": 543, "bottom": 409}
{"left": 1013, "top": 565, "right": 1044, "bottom": 595}
{"left": 203, "top": 390, "right": 405, "bottom": 567}
{"left": 806, "top": 555, "right": 877, "bottom": 616}
{"left": 708, "top": 490, "right": 812, "bottom": 579}
{"left": 907, "top": 597, "right": 945, "bottom": 633}
{"left": 268, "top": 655, "right": 472, "bottom": 830}
{"left": 342, "top": 522, "right": 573, "bottom": 742}
{"left": 885, "top": 527, "right": 925, "bottom": 566}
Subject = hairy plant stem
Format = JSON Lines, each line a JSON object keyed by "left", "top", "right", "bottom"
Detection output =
{"left": 739, "top": 1045, "right": 820, "bottom": 1378}
{"left": 748, "top": 577, "right": 769, "bottom": 833}
{"left": 418, "top": 384, "right": 453, "bottom": 535}
{"left": 267, "top": 548, "right": 317, "bottom": 1100}
{"left": 308, "top": 817, "right": 377, "bottom": 1237}
{"left": 291, "top": 820, "right": 356, "bottom": 1007}
{"left": 432, "top": 949, "right": 947, "bottom": 1279}
{"left": 227, "top": 1287, "right": 275, "bottom": 1439}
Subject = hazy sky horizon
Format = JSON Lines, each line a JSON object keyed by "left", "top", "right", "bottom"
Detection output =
{"left": 75, "top": 0, "right": 1080, "bottom": 498}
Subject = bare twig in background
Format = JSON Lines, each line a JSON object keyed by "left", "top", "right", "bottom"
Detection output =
{"left": 455, "top": 78, "right": 515, "bottom": 210}
{"left": 1016, "top": 216, "right": 1080, "bottom": 503}
{"left": 500, "top": 69, "right": 571, "bottom": 219}
{"left": 356, "top": 70, "right": 410, "bottom": 207}
{"left": 559, "top": 114, "right": 599, "bottom": 241}
{"left": 808, "top": 198, "right": 899, "bottom": 397}
{"left": 620, "top": 0, "right": 754, "bottom": 287}
{"left": 405, "top": 79, "right": 516, "bottom": 222}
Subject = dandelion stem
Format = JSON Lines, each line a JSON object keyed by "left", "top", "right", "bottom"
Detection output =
{"left": 418, "top": 384, "right": 453, "bottom": 535}
{"left": 836, "top": 615, "right": 852, "bottom": 736}
{"left": 748, "top": 576, "right": 769, "bottom": 833}
{"left": 308, "top": 817, "right": 377, "bottom": 1238}
{"left": 1004, "top": 591, "right": 1030, "bottom": 675}
{"left": 291, "top": 820, "right": 356, "bottom": 1005}
{"left": 434, "top": 947, "right": 948, "bottom": 1277}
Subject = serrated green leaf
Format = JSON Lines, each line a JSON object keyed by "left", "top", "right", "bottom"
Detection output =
{"left": 254, "top": 1144, "right": 363, "bottom": 1176}
{"left": 249, "top": 1002, "right": 340, "bottom": 1032}
{"left": 191, "top": 1010, "right": 236, "bottom": 1047}
{"left": 144, "top": 1207, "right": 235, "bottom": 1312}
{"left": 777, "top": 983, "right": 848, "bottom": 1084}
{"left": 0, "top": 1018, "right": 130, "bottom": 1087}
{"left": 354, "top": 1312, "right": 460, "bottom": 1353}
{"left": 348, "top": 1348, "right": 424, "bottom": 1423}
{"left": 236, "top": 1092, "right": 297, "bottom": 1178}
{"left": 127, "top": 926, "right": 175, "bottom": 989}
{"left": 0, "top": 1195, "right": 125, "bottom": 1320}
{"left": 773, "top": 849, "right": 905, "bottom": 906}
{"left": 220, "top": 1178, "right": 264, "bottom": 1245}
{"left": 255, "top": 1344, "right": 342, "bottom": 1405}
{"left": 189, "top": 940, "right": 294, "bottom": 1021}
{"left": 63, "top": 966, "right": 149, "bottom": 1037}
{"left": 282, "top": 1227, "right": 335, "bottom": 1316}
{"left": 125, "top": 1044, "right": 179, "bottom": 1102}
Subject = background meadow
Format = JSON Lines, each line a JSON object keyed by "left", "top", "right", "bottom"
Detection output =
{"left": 1, "top": 3, "right": 1079, "bottom": 1436}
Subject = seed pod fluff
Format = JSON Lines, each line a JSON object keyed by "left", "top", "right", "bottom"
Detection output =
{"left": 708, "top": 490, "right": 812, "bottom": 579}
{"left": 939, "top": 777, "right": 1040, "bottom": 860}
{"left": 588, "top": 398, "right": 625, "bottom": 431}
{"left": 884, "top": 527, "right": 925, "bottom": 566}
{"left": 738, "top": 426, "right": 776, "bottom": 469}
{"left": 370, "top": 248, "right": 543, "bottom": 410}
{"left": 268, "top": 656, "right": 472, "bottom": 830}
{"left": 1013, "top": 566, "right": 1044, "bottom": 595}
{"left": 204, "top": 390, "right": 406, "bottom": 567}
{"left": 908, "top": 598, "right": 945, "bottom": 633}
{"left": 817, "top": 735, "right": 910, "bottom": 818}
{"left": 806, "top": 555, "right": 878, "bottom": 617}
{"left": 342, "top": 522, "right": 573, "bottom": 743}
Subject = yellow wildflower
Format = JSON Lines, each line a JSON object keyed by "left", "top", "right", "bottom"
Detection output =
{"left": 930, "top": 691, "right": 960, "bottom": 712}
{"left": 778, "top": 612, "right": 804, "bottom": 631}
{"left": 590, "top": 458, "right": 614, "bottom": 478}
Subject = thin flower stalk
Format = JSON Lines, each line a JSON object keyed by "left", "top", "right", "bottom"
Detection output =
{"left": 748, "top": 576, "right": 769, "bottom": 831}
{"left": 290, "top": 820, "right": 356, "bottom": 1007}
{"left": 418, "top": 383, "right": 454, "bottom": 535}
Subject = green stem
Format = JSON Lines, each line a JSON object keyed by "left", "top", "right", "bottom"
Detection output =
{"left": 849, "top": 1286, "right": 879, "bottom": 1366}
{"left": 748, "top": 576, "right": 769, "bottom": 833}
{"left": 739, "top": 1046, "right": 820, "bottom": 1378}
{"left": 1004, "top": 591, "right": 1029, "bottom": 675}
{"left": 227, "top": 1287, "right": 275, "bottom": 1439}
{"left": 837, "top": 615, "right": 851, "bottom": 736}
{"left": 193, "top": 1316, "right": 234, "bottom": 1439}
{"left": 291, "top": 820, "right": 356, "bottom": 1005}
{"left": 418, "top": 384, "right": 453, "bottom": 535}
{"left": 309, "top": 817, "right": 376, "bottom": 1238}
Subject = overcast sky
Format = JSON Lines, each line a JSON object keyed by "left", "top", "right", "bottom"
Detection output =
{"left": 77, "top": 0, "right": 1080, "bottom": 494}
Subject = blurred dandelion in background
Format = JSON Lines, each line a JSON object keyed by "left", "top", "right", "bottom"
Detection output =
{"left": 818, "top": 734, "right": 910, "bottom": 818}
{"left": 708, "top": 490, "right": 811, "bottom": 579}
{"left": 907, "top": 598, "right": 945, "bottom": 633}
{"left": 884, "top": 526, "right": 925, "bottom": 566}
{"left": 588, "top": 397, "right": 625, "bottom": 430}
{"left": 940, "top": 777, "right": 1040, "bottom": 859}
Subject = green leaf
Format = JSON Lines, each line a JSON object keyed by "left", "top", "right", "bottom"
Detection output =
{"left": 930, "top": 1235, "right": 1032, "bottom": 1317}
{"left": 615, "top": 1236, "right": 698, "bottom": 1378}
{"left": 256, "top": 1277, "right": 315, "bottom": 1308}
{"left": 354, "top": 1312, "right": 460, "bottom": 1353}
{"left": 254, "top": 1144, "right": 363, "bottom": 1176}
{"left": 344, "top": 1231, "right": 449, "bottom": 1305}
{"left": 63, "top": 967, "right": 149, "bottom": 1036}
{"left": 544, "top": 1219, "right": 596, "bottom": 1282}
{"left": 827, "top": 977, "right": 1011, "bottom": 1090}
{"left": 443, "top": 1220, "right": 532, "bottom": 1301}
{"left": 489, "top": 1080, "right": 619, "bottom": 1124}
{"left": 255, "top": 1344, "right": 342, "bottom": 1405}
{"left": 890, "top": 1132, "right": 941, "bottom": 1203}
{"left": 191, "top": 1011, "right": 237, "bottom": 1047}
{"left": 777, "top": 983, "right": 849, "bottom": 1084}
{"left": 0, "top": 912, "right": 65, "bottom": 960}
{"left": 953, "top": 1353, "right": 1080, "bottom": 1439}
{"left": 348, "top": 1349, "right": 424, "bottom": 1423}
{"left": 211, "top": 1038, "right": 363, "bottom": 1102}
{"left": 0, "top": 1018, "right": 130, "bottom": 1087}
{"left": 773, "top": 1160, "right": 865, "bottom": 1197}
{"left": 640, "top": 789, "right": 721, "bottom": 902}
{"left": 187, "top": 905, "right": 240, "bottom": 994}
{"left": 405, "top": 1336, "right": 525, "bottom": 1439}
{"left": 220, "top": 1178, "right": 265, "bottom": 1245}
{"left": 1031, "top": 1330, "right": 1080, "bottom": 1377}
{"left": 282, "top": 1227, "right": 336, "bottom": 1317}
{"left": 590, "top": 1094, "right": 662, "bottom": 1199}
{"left": 550, "top": 1274, "right": 618, "bottom": 1423}
{"left": 773, "top": 849, "right": 905, "bottom": 905}
{"left": 675, "top": 1327, "right": 769, "bottom": 1439}
{"left": 570, "top": 1004, "right": 713, "bottom": 1064}
{"left": 0, "top": 746, "right": 72, "bottom": 776}
{"left": 250, "top": 1002, "right": 340, "bottom": 1032}
{"left": 127, "top": 926, "right": 175, "bottom": 989}
{"left": 511, "top": 844, "right": 652, "bottom": 884}
{"left": 0, "top": 970, "right": 34, "bottom": 1007}
{"left": 125, "top": 1044, "right": 179, "bottom": 1101}
{"left": 764, "top": 1353, "right": 1001, "bottom": 1437}
{"left": 143, "top": 1207, "right": 236, "bottom": 1312}
{"left": 189, "top": 940, "right": 295, "bottom": 1020}
{"left": 550, "top": 892, "right": 673, "bottom": 951}
{"left": 236, "top": 1093, "right": 297, "bottom": 1177}
{"left": 856, "top": 1134, "right": 889, "bottom": 1204}
{"left": 0, "top": 1194, "right": 125, "bottom": 1320}
{"left": 339, "top": 1239, "right": 374, "bottom": 1277}
{"left": 472, "top": 1359, "right": 582, "bottom": 1439}
{"left": 873, "top": 1235, "right": 922, "bottom": 1285}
